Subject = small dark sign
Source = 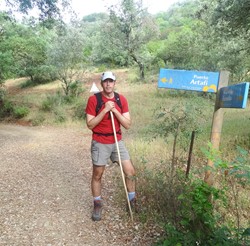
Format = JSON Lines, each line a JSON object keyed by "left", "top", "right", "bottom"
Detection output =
{"left": 219, "top": 82, "right": 249, "bottom": 108}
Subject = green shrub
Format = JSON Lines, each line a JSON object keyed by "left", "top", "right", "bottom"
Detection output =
{"left": 174, "top": 179, "right": 226, "bottom": 244}
{"left": 156, "top": 176, "right": 248, "bottom": 246}
{"left": 0, "top": 83, "right": 5, "bottom": 102}
{"left": 13, "top": 106, "right": 29, "bottom": 119}
{"left": 68, "top": 80, "right": 85, "bottom": 98}
{"left": 156, "top": 145, "right": 250, "bottom": 246}
{"left": 20, "top": 79, "right": 36, "bottom": 88}
{"left": 41, "top": 99, "right": 52, "bottom": 111}
{"left": 130, "top": 138, "right": 249, "bottom": 246}
{"left": 31, "top": 114, "right": 46, "bottom": 126}
{"left": 53, "top": 108, "right": 66, "bottom": 123}
{"left": 0, "top": 99, "right": 29, "bottom": 120}
{"left": 149, "top": 97, "right": 210, "bottom": 150}
{"left": 0, "top": 100, "right": 14, "bottom": 118}
{"left": 20, "top": 65, "right": 57, "bottom": 87}
{"left": 41, "top": 92, "right": 63, "bottom": 112}
{"left": 73, "top": 100, "right": 87, "bottom": 120}
{"left": 32, "top": 65, "right": 57, "bottom": 83}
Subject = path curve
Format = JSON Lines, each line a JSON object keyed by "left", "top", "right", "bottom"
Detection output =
{"left": 0, "top": 124, "right": 155, "bottom": 245}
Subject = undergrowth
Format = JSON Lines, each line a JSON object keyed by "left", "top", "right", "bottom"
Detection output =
{"left": 126, "top": 143, "right": 250, "bottom": 246}
{"left": 2, "top": 73, "right": 250, "bottom": 245}
{"left": 123, "top": 92, "right": 249, "bottom": 245}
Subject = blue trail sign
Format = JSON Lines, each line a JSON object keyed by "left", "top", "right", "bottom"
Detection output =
{"left": 158, "top": 68, "right": 220, "bottom": 93}
{"left": 219, "top": 82, "right": 250, "bottom": 109}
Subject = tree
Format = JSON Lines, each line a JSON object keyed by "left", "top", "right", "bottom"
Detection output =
{"left": 3, "top": 0, "right": 70, "bottom": 22}
{"left": 12, "top": 36, "right": 48, "bottom": 82}
{"left": 46, "top": 26, "right": 87, "bottom": 96}
{"left": 197, "top": 0, "right": 250, "bottom": 81}
{"left": 152, "top": 1, "right": 220, "bottom": 71}
{"left": 151, "top": 0, "right": 250, "bottom": 81}
{"left": 0, "top": 12, "right": 17, "bottom": 82}
{"left": 0, "top": 17, "right": 54, "bottom": 83}
{"left": 104, "top": 0, "right": 159, "bottom": 80}
{"left": 77, "top": 13, "right": 119, "bottom": 67}
{"left": 211, "top": 0, "right": 250, "bottom": 34}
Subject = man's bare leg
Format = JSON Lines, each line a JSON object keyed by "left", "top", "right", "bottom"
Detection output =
{"left": 91, "top": 165, "right": 105, "bottom": 221}
{"left": 122, "top": 160, "right": 136, "bottom": 192}
{"left": 91, "top": 165, "right": 105, "bottom": 197}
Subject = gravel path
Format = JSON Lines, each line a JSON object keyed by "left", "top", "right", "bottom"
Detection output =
{"left": 0, "top": 124, "right": 159, "bottom": 246}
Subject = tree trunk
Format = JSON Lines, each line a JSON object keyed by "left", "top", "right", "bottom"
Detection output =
{"left": 139, "top": 63, "right": 145, "bottom": 80}
{"left": 131, "top": 53, "right": 145, "bottom": 80}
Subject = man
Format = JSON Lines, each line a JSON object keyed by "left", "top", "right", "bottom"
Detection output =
{"left": 85, "top": 71, "right": 136, "bottom": 221}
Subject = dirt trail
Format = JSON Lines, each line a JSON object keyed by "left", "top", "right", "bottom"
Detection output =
{"left": 0, "top": 124, "right": 155, "bottom": 245}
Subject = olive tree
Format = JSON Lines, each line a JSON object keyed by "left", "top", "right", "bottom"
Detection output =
{"left": 0, "top": 12, "right": 16, "bottom": 82}
{"left": 103, "top": 0, "right": 159, "bottom": 80}
{"left": 3, "top": 0, "right": 70, "bottom": 20}
{"left": 46, "top": 26, "right": 87, "bottom": 96}
{"left": 210, "top": 0, "right": 250, "bottom": 34}
{"left": 197, "top": 0, "right": 250, "bottom": 80}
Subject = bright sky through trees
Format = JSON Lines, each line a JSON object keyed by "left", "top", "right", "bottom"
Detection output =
{"left": 0, "top": 0, "right": 184, "bottom": 22}
{"left": 71, "top": 0, "right": 183, "bottom": 17}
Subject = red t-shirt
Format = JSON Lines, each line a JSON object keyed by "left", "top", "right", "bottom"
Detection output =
{"left": 85, "top": 92, "right": 129, "bottom": 144}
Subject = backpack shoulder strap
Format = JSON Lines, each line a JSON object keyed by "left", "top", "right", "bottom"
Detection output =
{"left": 94, "top": 92, "right": 103, "bottom": 115}
{"left": 95, "top": 91, "right": 123, "bottom": 115}
{"left": 114, "top": 92, "right": 122, "bottom": 113}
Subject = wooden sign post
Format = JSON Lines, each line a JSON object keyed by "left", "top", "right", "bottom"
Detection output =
{"left": 158, "top": 69, "right": 249, "bottom": 186}
{"left": 204, "top": 71, "right": 229, "bottom": 185}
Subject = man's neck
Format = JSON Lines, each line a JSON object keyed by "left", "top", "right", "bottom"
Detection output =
{"left": 102, "top": 91, "right": 114, "bottom": 99}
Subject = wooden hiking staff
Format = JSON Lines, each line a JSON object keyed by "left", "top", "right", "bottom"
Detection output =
{"left": 110, "top": 111, "right": 133, "bottom": 222}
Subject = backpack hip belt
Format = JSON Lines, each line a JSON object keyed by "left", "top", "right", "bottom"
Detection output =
{"left": 93, "top": 129, "right": 121, "bottom": 137}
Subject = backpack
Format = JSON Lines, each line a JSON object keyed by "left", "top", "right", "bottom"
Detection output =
{"left": 94, "top": 91, "right": 122, "bottom": 115}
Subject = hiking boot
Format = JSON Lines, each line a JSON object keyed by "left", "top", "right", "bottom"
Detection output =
{"left": 92, "top": 200, "right": 103, "bottom": 221}
{"left": 127, "top": 198, "right": 138, "bottom": 213}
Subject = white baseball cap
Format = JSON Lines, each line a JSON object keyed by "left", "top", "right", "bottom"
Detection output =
{"left": 101, "top": 71, "right": 116, "bottom": 81}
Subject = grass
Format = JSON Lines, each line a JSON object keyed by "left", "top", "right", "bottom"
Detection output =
{"left": 6, "top": 71, "right": 248, "bottom": 155}
{"left": 4, "top": 70, "right": 249, "bottom": 171}
{"left": 220, "top": 107, "right": 250, "bottom": 150}
{"left": 2, "top": 70, "right": 250, "bottom": 245}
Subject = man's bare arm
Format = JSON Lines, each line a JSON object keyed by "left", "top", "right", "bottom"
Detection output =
{"left": 111, "top": 108, "right": 131, "bottom": 130}
{"left": 86, "top": 101, "right": 114, "bottom": 130}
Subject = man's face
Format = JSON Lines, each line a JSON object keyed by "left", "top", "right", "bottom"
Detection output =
{"left": 101, "top": 79, "right": 115, "bottom": 94}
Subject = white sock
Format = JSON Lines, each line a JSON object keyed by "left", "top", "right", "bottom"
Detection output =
{"left": 128, "top": 192, "right": 135, "bottom": 201}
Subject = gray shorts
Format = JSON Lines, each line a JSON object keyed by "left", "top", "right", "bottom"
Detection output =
{"left": 91, "top": 140, "right": 130, "bottom": 166}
